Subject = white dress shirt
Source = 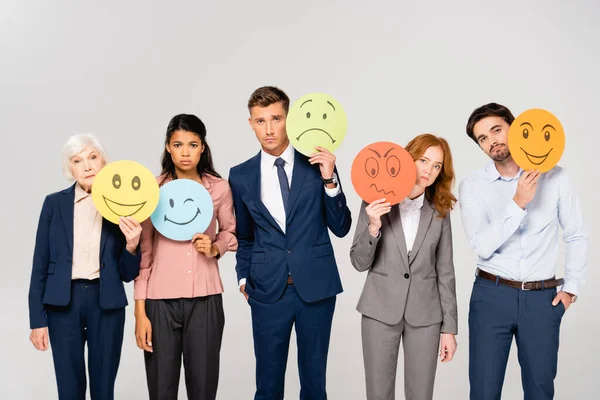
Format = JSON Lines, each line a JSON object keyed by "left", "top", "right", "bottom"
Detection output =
{"left": 239, "top": 143, "right": 341, "bottom": 287}
{"left": 399, "top": 193, "right": 425, "bottom": 253}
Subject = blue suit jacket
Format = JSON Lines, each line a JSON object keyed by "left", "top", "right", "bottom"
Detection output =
{"left": 228, "top": 149, "right": 352, "bottom": 304}
{"left": 28, "top": 184, "right": 141, "bottom": 329}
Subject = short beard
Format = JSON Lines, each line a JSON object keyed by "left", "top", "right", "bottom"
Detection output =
{"left": 490, "top": 144, "right": 510, "bottom": 162}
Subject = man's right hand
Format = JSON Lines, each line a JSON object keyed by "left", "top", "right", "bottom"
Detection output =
{"left": 366, "top": 198, "right": 391, "bottom": 236}
{"left": 513, "top": 170, "right": 540, "bottom": 209}
{"left": 135, "top": 314, "right": 153, "bottom": 353}
{"left": 240, "top": 284, "right": 249, "bottom": 301}
{"left": 30, "top": 327, "right": 49, "bottom": 351}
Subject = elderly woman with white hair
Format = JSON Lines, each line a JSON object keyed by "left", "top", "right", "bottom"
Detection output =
{"left": 28, "top": 134, "right": 142, "bottom": 400}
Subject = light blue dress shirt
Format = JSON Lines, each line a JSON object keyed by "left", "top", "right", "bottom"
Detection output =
{"left": 459, "top": 162, "right": 587, "bottom": 295}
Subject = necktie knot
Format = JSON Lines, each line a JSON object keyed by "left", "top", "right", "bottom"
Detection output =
{"left": 274, "top": 157, "right": 285, "bottom": 168}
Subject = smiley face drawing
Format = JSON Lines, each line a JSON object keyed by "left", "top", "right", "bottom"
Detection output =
{"left": 150, "top": 179, "right": 214, "bottom": 241}
{"left": 91, "top": 160, "right": 159, "bottom": 224}
{"left": 351, "top": 141, "right": 416, "bottom": 206}
{"left": 286, "top": 92, "right": 348, "bottom": 157}
{"left": 508, "top": 108, "right": 565, "bottom": 173}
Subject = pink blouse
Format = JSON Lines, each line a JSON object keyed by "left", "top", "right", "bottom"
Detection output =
{"left": 134, "top": 174, "right": 237, "bottom": 300}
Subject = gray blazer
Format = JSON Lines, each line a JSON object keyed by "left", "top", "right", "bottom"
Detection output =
{"left": 349, "top": 199, "right": 458, "bottom": 334}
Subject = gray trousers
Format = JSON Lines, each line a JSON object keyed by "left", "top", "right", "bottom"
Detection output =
{"left": 144, "top": 295, "right": 225, "bottom": 400}
{"left": 361, "top": 315, "right": 441, "bottom": 400}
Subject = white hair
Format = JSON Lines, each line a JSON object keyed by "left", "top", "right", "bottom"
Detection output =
{"left": 62, "top": 133, "right": 110, "bottom": 180}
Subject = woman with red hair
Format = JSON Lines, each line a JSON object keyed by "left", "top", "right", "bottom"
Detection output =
{"left": 350, "top": 134, "right": 459, "bottom": 400}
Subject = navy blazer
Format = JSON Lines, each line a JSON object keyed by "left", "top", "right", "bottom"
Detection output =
{"left": 228, "top": 149, "right": 352, "bottom": 304}
{"left": 28, "top": 184, "right": 141, "bottom": 329}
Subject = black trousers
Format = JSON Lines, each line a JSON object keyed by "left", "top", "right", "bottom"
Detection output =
{"left": 144, "top": 294, "right": 225, "bottom": 400}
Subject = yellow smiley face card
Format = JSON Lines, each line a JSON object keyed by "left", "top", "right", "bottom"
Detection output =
{"left": 508, "top": 108, "right": 565, "bottom": 172}
{"left": 91, "top": 160, "right": 159, "bottom": 224}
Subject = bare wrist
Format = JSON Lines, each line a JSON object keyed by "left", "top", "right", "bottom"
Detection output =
{"left": 513, "top": 196, "right": 525, "bottom": 209}
{"left": 368, "top": 224, "right": 380, "bottom": 237}
{"left": 134, "top": 300, "right": 146, "bottom": 317}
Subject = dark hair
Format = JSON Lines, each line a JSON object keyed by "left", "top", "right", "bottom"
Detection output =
{"left": 247, "top": 86, "right": 290, "bottom": 114}
{"left": 466, "top": 103, "right": 515, "bottom": 143}
{"left": 160, "top": 114, "right": 221, "bottom": 183}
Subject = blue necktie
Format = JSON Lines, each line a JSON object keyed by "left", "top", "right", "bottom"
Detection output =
{"left": 274, "top": 157, "right": 290, "bottom": 212}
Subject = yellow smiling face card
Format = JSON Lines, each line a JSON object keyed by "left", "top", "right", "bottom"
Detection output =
{"left": 91, "top": 160, "right": 159, "bottom": 224}
{"left": 286, "top": 92, "right": 348, "bottom": 157}
{"left": 508, "top": 108, "right": 565, "bottom": 172}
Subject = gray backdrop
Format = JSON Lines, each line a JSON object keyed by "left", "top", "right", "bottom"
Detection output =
{"left": 1, "top": 0, "right": 597, "bottom": 398}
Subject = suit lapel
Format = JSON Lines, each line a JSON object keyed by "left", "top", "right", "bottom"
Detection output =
{"left": 408, "top": 200, "right": 434, "bottom": 266}
{"left": 246, "top": 152, "right": 285, "bottom": 235}
{"left": 286, "top": 150, "right": 308, "bottom": 219}
{"left": 386, "top": 205, "right": 409, "bottom": 272}
{"left": 60, "top": 185, "right": 76, "bottom": 254}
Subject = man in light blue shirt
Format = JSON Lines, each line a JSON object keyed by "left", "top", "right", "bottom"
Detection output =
{"left": 459, "top": 103, "right": 587, "bottom": 400}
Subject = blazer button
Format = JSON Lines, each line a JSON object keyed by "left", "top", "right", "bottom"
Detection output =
{"left": 287, "top": 249, "right": 292, "bottom": 254}
{"left": 404, "top": 273, "right": 410, "bottom": 279}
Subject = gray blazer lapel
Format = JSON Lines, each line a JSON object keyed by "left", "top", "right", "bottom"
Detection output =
{"left": 386, "top": 205, "right": 409, "bottom": 272}
{"left": 408, "top": 200, "right": 434, "bottom": 265}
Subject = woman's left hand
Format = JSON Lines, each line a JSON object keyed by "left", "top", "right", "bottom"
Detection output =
{"left": 119, "top": 216, "right": 142, "bottom": 254}
{"left": 192, "top": 233, "right": 219, "bottom": 258}
{"left": 440, "top": 333, "right": 457, "bottom": 363}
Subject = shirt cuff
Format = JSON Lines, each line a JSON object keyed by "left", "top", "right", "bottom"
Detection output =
{"left": 214, "top": 239, "right": 229, "bottom": 259}
{"left": 508, "top": 198, "right": 528, "bottom": 217}
{"left": 324, "top": 183, "right": 341, "bottom": 197}
{"left": 239, "top": 278, "right": 247, "bottom": 288}
{"left": 561, "top": 280, "right": 580, "bottom": 297}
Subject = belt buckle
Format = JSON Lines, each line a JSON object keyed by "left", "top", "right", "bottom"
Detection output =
{"left": 521, "top": 281, "right": 531, "bottom": 291}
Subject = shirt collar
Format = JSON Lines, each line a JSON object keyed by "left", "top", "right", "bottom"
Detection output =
{"left": 74, "top": 184, "right": 90, "bottom": 203}
{"left": 261, "top": 142, "right": 295, "bottom": 168}
{"left": 400, "top": 192, "right": 425, "bottom": 210}
{"left": 485, "top": 161, "right": 523, "bottom": 183}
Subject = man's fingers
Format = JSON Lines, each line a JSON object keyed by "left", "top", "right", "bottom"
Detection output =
{"left": 524, "top": 170, "right": 540, "bottom": 183}
{"left": 314, "top": 146, "right": 334, "bottom": 155}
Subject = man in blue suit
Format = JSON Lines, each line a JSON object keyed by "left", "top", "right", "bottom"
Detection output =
{"left": 229, "top": 86, "right": 352, "bottom": 400}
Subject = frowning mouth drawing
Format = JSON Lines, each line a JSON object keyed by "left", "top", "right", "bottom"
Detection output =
{"left": 370, "top": 184, "right": 396, "bottom": 196}
{"left": 296, "top": 128, "right": 336, "bottom": 143}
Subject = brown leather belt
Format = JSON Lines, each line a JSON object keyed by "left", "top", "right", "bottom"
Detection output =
{"left": 287, "top": 275, "right": 294, "bottom": 285}
{"left": 476, "top": 268, "right": 563, "bottom": 291}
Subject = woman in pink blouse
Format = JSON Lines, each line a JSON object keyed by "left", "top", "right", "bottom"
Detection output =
{"left": 134, "top": 114, "right": 237, "bottom": 400}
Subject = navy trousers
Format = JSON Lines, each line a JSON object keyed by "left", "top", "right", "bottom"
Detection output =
{"left": 249, "top": 284, "right": 336, "bottom": 400}
{"left": 469, "top": 276, "right": 565, "bottom": 400}
{"left": 47, "top": 279, "right": 125, "bottom": 400}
